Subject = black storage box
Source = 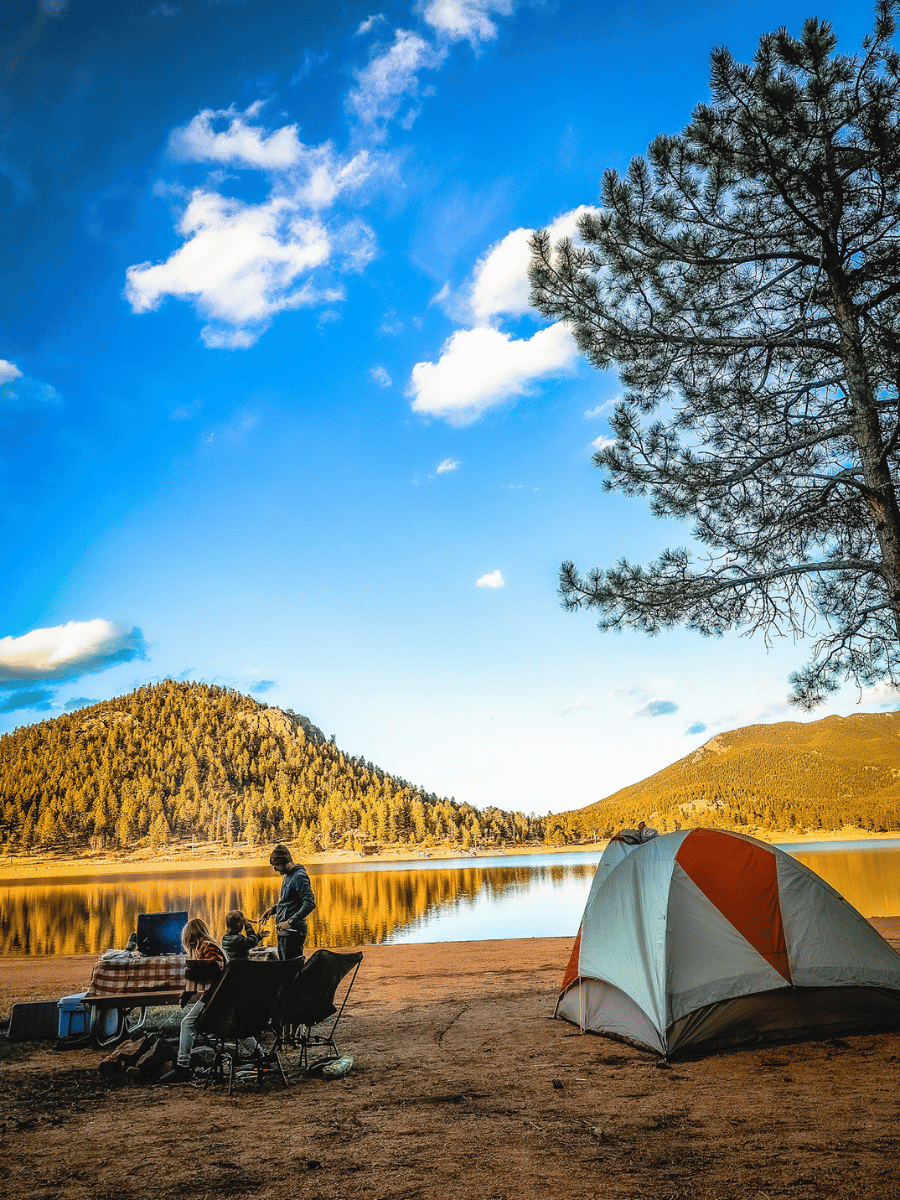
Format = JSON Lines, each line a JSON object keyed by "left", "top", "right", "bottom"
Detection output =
{"left": 136, "top": 911, "right": 188, "bottom": 956}
{"left": 8, "top": 1000, "right": 60, "bottom": 1041}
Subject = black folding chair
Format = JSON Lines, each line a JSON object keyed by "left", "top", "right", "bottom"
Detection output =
{"left": 195, "top": 958, "right": 302, "bottom": 1094}
{"left": 272, "top": 949, "right": 363, "bottom": 1071}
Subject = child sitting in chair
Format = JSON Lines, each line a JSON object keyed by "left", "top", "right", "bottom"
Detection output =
{"left": 160, "top": 917, "right": 258, "bottom": 1083}
{"left": 222, "top": 910, "right": 262, "bottom": 961}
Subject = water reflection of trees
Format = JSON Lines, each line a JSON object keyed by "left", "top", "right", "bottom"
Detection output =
{"left": 3, "top": 851, "right": 892, "bottom": 957}
{"left": 0, "top": 863, "right": 596, "bottom": 957}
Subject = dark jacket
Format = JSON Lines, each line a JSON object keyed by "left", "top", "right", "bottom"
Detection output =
{"left": 222, "top": 927, "right": 261, "bottom": 961}
{"left": 276, "top": 864, "right": 316, "bottom": 933}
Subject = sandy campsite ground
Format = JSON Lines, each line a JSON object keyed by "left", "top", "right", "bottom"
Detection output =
{"left": 2, "top": 928, "right": 900, "bottom": 1200}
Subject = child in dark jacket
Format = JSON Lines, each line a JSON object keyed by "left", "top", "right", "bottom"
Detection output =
{"left": 222, "top": 910, "right": 262, "bottom": 960}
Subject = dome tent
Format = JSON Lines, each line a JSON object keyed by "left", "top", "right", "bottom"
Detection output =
{"left": 556, "top": 829, "right": 900, "bottom": 1056}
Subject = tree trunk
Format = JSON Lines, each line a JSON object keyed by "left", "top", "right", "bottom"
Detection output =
{"left": 831, "top": 277, "right": 900, "bottom": 635}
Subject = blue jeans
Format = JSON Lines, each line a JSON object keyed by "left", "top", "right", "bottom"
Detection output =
{"left": 177, "top": 998, "right": 258, "bottom": 1067}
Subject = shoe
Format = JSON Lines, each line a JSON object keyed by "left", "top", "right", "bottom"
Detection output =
{"left": 159, "top": 1064, "right": 193, "bottom": 1083}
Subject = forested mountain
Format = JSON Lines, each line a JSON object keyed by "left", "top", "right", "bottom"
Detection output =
{"left": 547, "top": 712, "right": 900, "bottom": 843}
{"left": 0, "top": 680, "right": 542, "bottom": 856}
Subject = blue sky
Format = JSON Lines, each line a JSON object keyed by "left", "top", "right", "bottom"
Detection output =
{"left": 0, "top": 0, "right": 887, "bottom": 815}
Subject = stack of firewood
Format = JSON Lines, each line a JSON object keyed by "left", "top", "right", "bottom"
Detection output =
{"left": 98, "top": 1035, "right": 178, "bottom": 1082}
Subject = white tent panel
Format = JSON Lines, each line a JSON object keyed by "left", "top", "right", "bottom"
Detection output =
{"left": 556, "top": 978, "right": 666, "bottom": 1055}
{"left": 665, "top": 862, "right": 791, "bottom": 1025}
{"left": 577, "top": 833, "right": 689, "bottom": 1036}
{"left": 776, "top": 852, "right": 900, "bottom": 988}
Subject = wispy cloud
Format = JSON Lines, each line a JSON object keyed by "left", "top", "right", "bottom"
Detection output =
{"left": 558, "top": 696, "right": 595, "bottom": 716}
{"left": 421, "top": 0, "right": 513, "bottom": 47}
{"left": 591, "top": 435, "right": 615, "bottom": 451}
{"left": 349, "top": 2, "right": 514, "bottom": 137}
{"left": 347, "top": 29, "right": 446, "bottom": 136}
{"left": 170, "top": 399, "right": 201, "bottom": 420}
{"left": 129, "top": 5, "right": 519, "bottom": 349}
{"left": 584, "top": 400, "right": 616, "bottom": 418}
{"left": 356, "top": 14, "right": 386, "bottom": 36}
{"left": 249, "top": 679, "right": 277, "bottom": 694}
{"left": 632, "top": 699, "right": 678, "bottom": 718}
{"left": 436, "top": 457, "right": 459, "bottom": 473}
{"left": 0, "top": 361, "right": 62, "bottom": 412}
{"left": 0, "top": 620, "right": 148, "bottom": 686}
{"left": 0, "top": 688, "right": 55, "bottom": 714}
{"left": 370, "top": 365, "right": 392, "bottom": 387}
{"left": 476, "top": 569, "right": 505, "bottom": 588}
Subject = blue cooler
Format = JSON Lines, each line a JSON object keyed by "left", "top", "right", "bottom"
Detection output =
{"left": 58, "top": 992, "right": 90, "bottom": 1037}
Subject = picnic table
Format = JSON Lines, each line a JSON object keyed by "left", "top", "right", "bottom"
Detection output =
{"left": 83, "top": 948, "right": 279, "bottom": 1046}
{"left": 83, "top": 953, "right": 187, "bottom": 1046}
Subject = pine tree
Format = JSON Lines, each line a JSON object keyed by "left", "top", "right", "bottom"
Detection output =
{"left": 530, "top": 3, "right": 900, "bottom": 707}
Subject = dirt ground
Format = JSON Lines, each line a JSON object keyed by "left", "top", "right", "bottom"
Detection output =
{"left": 2, "top": 933, "right": 900, "bottom": 1200}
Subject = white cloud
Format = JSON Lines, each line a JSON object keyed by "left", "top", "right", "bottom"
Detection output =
{"left": 584, "top": 400, "right": 616, "bottom": 418}
{"left": 421, "top": 0, "right": 513, "bottom": 46}
{"left": 409, "top": 323, "right": 577, "bottom": 425}
{"left": 0, "top": 365, "right": 62, "bottom": 412}
{"left": 0, "top": 619, "right": 147, "bottom": 685}
{"left": 558, "top": 696, "right": 596, "bottom": 716}
{"left": 476, "top": 569, "right": 505, "bottom": 588}
{"left": 169, "top": 104, "right": 375, "bottom": 209}
{"left": 436, "top": 457, "right": 459, "bottom": 473}
{"left": 357, "top": 14, "right": 386, "bottom": 35}
{"left": 466, "top": 205, "right": 598, "bottom": 326}
{"left": 128, "top": 104, "right": 378, "bottom": 348}
{"left": 0, "top": 361, "right": 22, "bottom": 385}
{"left": 592, "top": 435, "right": 615, "bottom": 451}
{"left": 169, "top": 103, "right": 307, "bottom": 171}
{"left": 347, "top": 29, "right": 446, "bottom": 135}
{"left": 125, "top": 191, "right": 350, "bottom": 347}
{"left": 370, "top": 366, "right": 392, "bottom": 387}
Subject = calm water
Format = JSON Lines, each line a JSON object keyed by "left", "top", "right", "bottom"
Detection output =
{"left": 1, "top": 843, "right": 898, "bottom": 957}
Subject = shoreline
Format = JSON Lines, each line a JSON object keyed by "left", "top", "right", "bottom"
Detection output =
{"left": 0, "top": 826, "right": 898, "bottom": 882}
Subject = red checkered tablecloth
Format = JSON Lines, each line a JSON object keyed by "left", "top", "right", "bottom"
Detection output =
{"left": 85, "top": 954, "right": 187, "bottom": 998}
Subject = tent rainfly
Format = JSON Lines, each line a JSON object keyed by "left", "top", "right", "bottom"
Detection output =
{"left": 556, "top": 828, "right": 900, "bottom": 1056}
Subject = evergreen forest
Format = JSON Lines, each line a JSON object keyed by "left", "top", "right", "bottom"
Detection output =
{"left": 0, "top": 681, "right": 542, "bottom": 856}
{"left": 544, "top": 713, "right": 900, "bottom": 844}
{"left": 1, "top": 683, "right": 898, "bottom": 860}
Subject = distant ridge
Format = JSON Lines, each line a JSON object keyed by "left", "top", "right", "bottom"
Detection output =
{"left": 0, "top": 680, "right": 542, "bottom": 856}
{"left": 546, "top": 711, "right": 900, "bottom": 841}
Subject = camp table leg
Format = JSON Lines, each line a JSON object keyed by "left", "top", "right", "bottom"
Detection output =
{"left": 89, "top": 1002, "right": 147, "bottom": 1048}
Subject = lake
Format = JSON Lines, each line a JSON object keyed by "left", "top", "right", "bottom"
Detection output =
{"left": 1, "top": 842, "right": 899, "bottom": 957}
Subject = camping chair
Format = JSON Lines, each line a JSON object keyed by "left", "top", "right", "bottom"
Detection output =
{"left": 272, "top": 949, "right": 363, "bottom": 1071}
{"left": 195, "top": 958, "right": 302, "bottom": 1094}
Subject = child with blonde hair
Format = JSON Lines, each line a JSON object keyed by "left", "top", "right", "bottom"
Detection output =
{"left": 160, "top": 917, "right": 258, "bottom": 1083}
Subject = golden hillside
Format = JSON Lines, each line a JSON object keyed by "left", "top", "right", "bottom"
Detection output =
{"left": 0, "top": 680, "right": 542, "bottom": 857}
{"left": 547, "top": 712, "right": 900, "bottom": 841}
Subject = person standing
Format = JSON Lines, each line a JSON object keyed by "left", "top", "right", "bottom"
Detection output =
{"left": 261, "top": 843, "right": 316, "bottom": 960}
